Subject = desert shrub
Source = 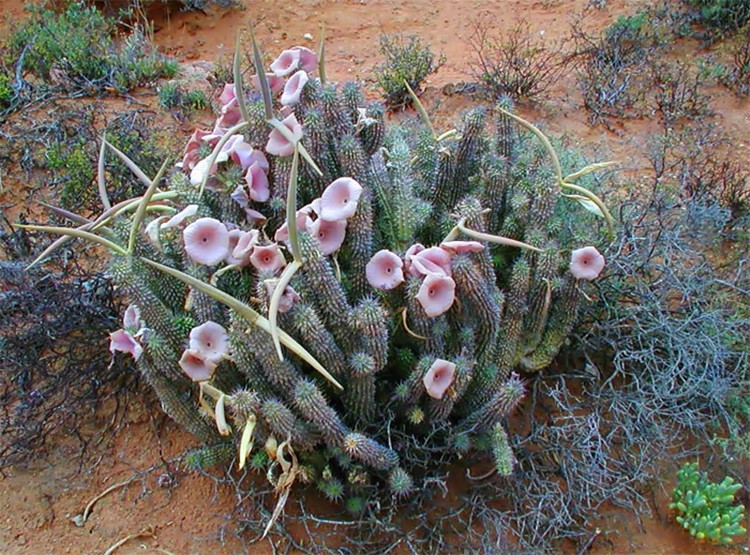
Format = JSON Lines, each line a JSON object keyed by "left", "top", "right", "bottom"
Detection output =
{"left": 468, "top": 20, "right": 568, "bottom": 101}
{"left": 670, "top": 462, "right": 746, "bottom": 544}
{"left": 5, "top": 1, "right": 176, "bottom": 96}
{"left": 374, "top": 34, "right": 444, "bottom": 108}
{"left": 684, "top": 0, "right": 750, "bottom": 39}
{"left": 158, "top": 82, "right": 209, "bottom": 113}
{"left": 650, "top": 60, "right": 712, "bottom": 126}
{"left": 720, "top": 32, "right": 750, "bottom": 96}
{"left": 0, "top": 221, "right": 130, "bottom": 470}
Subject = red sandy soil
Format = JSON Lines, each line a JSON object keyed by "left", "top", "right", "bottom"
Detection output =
{"left": 0, "top": 0, "right": 748, "bottom": 553}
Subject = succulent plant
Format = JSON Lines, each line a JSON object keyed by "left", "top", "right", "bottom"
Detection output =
{"left": 20, "top": 35, "right": 613, "bottom": 527}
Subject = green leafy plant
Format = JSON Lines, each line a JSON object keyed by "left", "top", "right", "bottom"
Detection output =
{"left": 374, "top": 34, "right": 444, "bottom": 108}
{"left": 684, "top": 0, "right": 750, "bottom": 39}
{"left": 670, "top": 462, "right": 746, "bottom": 544}
{"left": 158, "top": 82, "right": 209, "bottom": 113}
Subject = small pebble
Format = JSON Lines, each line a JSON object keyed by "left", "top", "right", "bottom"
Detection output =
{"left": 303, "top": 33, "right": 313, "bottom": 41}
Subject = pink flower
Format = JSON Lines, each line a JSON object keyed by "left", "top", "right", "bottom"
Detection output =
{"left": 161, "top": 205, "right": 199, "bottom": 230}
{"left": 570, "top": 246, "right": 605, "bottom": 281}
{"left": 440, "top": 240, "right": 485, "bottom": 254}
{"left": 319, "top": 177, "right": 363, "bottom": 221}
{"left": 183, "top": 217, "right": 230, "bottom": 266}
{"left": 423, "top": 359, "right": 457, "bottom": 399}
{"left": 250, "top": 243, "right": 287, "bottom": 273}
{"left": 245, "top": 162, "right": 270, "bottom": 202}
{"left": 309, "top": 218, "right": 347, "bottom": 255}
{"left": 411, "top": 247, "right": 452, "bottom": 277}
{"left": 266, "top": 113, "right": 303, "bottom": 157}
{"left": 216, "top": 98, "right": 243, "bottom": 129}
{"left": 416, "top": 273, "right": 456, "bottom": 317}
{"left": 366, "top": 250, "right": 405, "bottom": 290}
{"left": 274, "top": 210, "right": 313, "bottom": 243}
{"left": 404, "top": 243, "right": 426, "bottom": 276}
{"left": 291, "top": 46, "right": 318, "bottom": 73}
{"left": 219, "top": 135, "right": 255, "bottom": 170}
{"left": 189, "top": 157, "right": 218, "bottom": 187}
{"left": 265, "top": 281, "right": 301, "bottom": 313}
{"left": 231, "top": 229, "right": 260, "bottom": 266}
{"left": 225, "top": 228, "right": 244, "bottom": 265}
{"left": 270, "top": 49, "right": 301, "bottom": 77}
{"left": 219, "top": 83, "right": 236, "bottom": 106}
{"left": 181, "top": 128, "right": 213, "bottom": 172}
{"left": 281, "top": 70, "right": 309, "bottom": 106}
{"left": 123, "top": 304, "right": 142, "bottom": 333}
{"left": 189, "top": 321, "right": 228, "bottom": 363}
{"left": 179, "top": 348, "right": 217, "bottom": 382}
{"left": 109, "top": 329, "right": 143, "bottom": 361}
{"left": 252, "top": 73, "right": 286, "bottom": 94}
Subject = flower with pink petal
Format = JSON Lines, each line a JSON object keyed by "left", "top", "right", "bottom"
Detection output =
{"left": 411, "top": 247, "right": 452, "bottom": 277}
{"left": 423, "top": 359, "right": 457, "bottom": 399}
{"left": 218, "top": 135, "right": 256, "bottom": 170}
{"left": 219, "top": 83, "right": 236, "bottom": 106}
{"left": 309, "top": 218, "right": 347, "bottom": 255}
{"left": 225, "top": 229, "right": 245, "bottom": 265}
{"left": 440, "top": 240, "right": 485, "bottom": 254}
{"left": 183, "top": 217, "right": 230, "bottom": 266}
{"left": 123, "top": 304, "right": 142, "bottom": 333}
{"left": 265, "top": 281, "right": 301, "bottom": 313}
{"left": 274, "top": 211, "right": 313, "bottom": 243}
{"left": 319, "top": 177, "right": 363, "bottom": 221}
{"left": 189, "top": 157, "right": 218, "bottom": 187}
{"left": 569, "top": 246, "right": 605, "bottom": 281}
{"left": 252, "top": 73, "right": 286, "bottom": 94}
{"left": 109, "top": 329, "right": 143, "bottom": 361}
{"left": 248, "top": 149, "right": 270, "bottom": 173}
{"left": 245, "top": 162, "right": 270, "bottom": 202}
{"left": 266, "top": 113, "right": 304, "bottom": 157}
{"left": 181, "top": 128, "right": 212, "bottom": 171}
{"left": 179, "top": 348, "right": 217, "bottom": 382}
{"left": 366, "top": 250, "right": 405, "bottom": 290}
{"left": 162, "top": 205, "right": 199, "bottom": 230}
{"left": 281, "top": 70, "right": 309, "bottom": 106}
{"left": 416, "top": 273, "right": 456, "bottom": 317}
{"left": 216, "top": 98, "right": 243, "bottom": 129}
{"left": 404, "top": 243, "right": 426, "bottom": 276}
{"left": 231, "top": 229, "right": 260, "bottom": 266}
{"left": 250, "top": 243, "right": 287, "bottom": 273}
{"left": 291, "top": 46, "right": 318, "bottom": 73}
{"left": 270, "top": 49, "right": 301, "bottom": 77}
{"left": 189, "top": 321, "right": 228, "bottom": 363}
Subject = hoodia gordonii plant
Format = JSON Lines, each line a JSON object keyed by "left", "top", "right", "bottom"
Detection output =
{"left": 20, "top": 36, "right": 614, "bottom": 528}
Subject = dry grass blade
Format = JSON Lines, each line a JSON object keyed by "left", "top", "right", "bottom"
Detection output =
{"left": 97, "top": 133, "right": 111, "bottom": 211}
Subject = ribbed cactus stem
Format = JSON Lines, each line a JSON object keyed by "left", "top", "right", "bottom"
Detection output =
{"left": 238, "top": 317, "right": 303, "bottom": 396}
{"left": 352, "top": 297, "right": 389, "bottom": 372}
{"left": 261, "top": 398, "right": 318, "bottom": 452}
{"left": 138, "top": 344, "right": 218, "bottom": 444}
{"left": 494, "top": 96, "right": 517, "bottom": 164}
{"left": 343, "top": 432, "right": 399, "bottom": 471}
{"left": 428, "top": 355, "right": 475, "bottom": 423}
{"left": 523, "top": 243, "right": 559, "bottom": 354}
{"left": 293, "top": 379, "right": 348, "bottom": 445}
{"left": 430, "top": 147, "right": 457, "bottom": 214}
{"left": 320, "top": 83, "right": 355, "bottom": 142}
{"left": 455, "top": 197, "right": 496, "bottom": 284}
{"left": 188, "top": 264, "right": 224, "bottom": 325}
{"left": 299, "top": 232, "right": 354, "bottom": 349}
{"left": 452, "top": 255, "right": 501, "bottom": 368}
{"left": 451, "top": 107, "right": 487, "bottom": 204}
{"left": 358, "top": 102, "right": 385, "bottom": 156}
{"left": 340, "top": 81, "right": 364, "bottom": 126}
{"left": 345, "top": 351, "right": 377, "bottom": 423}
{"left": 394, "top": 356, "right": 433, "bottom": 406}
{"left": 457, "top": 372, "right": 525, "bottom": 434}
{"left": 496, "top": 256, "right": 531, "bottom": 380}
{"left": 405, "top": 276, "right": 446, "bottom": 354}
{"left": 491, "top": 422, "right": 517, "bottom": 477}
{"left": 412, "top": 127, "right": 438, "bottom": 190}
{"left": 227, "top": 316, "right": 277, "bottom": 398}
{"left": 346, "top": 188, "right": 374, "bottom": 300}
{"left": 520, "top": 274, "right": 581, "bottom": 372}
{"left": 183, "top": 443, "right": 234, "bottom": 471}
{"left": 301, "top": 106, "right": 336, "bottom": 193}
{"left": 290, "top": 302, "right": 348, "bottom": 380}
{"left": 388, "top": 467, "right": 415, "bottom": 497}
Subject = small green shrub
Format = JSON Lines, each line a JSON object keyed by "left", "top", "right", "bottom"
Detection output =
{"left": 158, "top": 82, "right": 209, "bottom": 113}
{"left": 6, "top": 1, "right": 175, "bottom": 95}
{"left": 0, "top": 69, "right": 12, "bottom": 109}
{"left": 374, "top": 34, "right": 444, "bottom": 108}
{"left": 670, "top": 462, "right": 746, "bottom": 544}
{"left": 685, "top": 0, "right": 750, "bottom": 38}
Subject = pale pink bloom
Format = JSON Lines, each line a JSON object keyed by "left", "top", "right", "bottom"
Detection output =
{"left": 244, "top": 208, "right": 268, "bottom": 225}
{"left": 225, "top": 229, "right": 245, "bottom": 265}
{"left": 423, "top": 359, "right": 457, "bottom": 400}
{"left": 161, "top": 205, "right": 199, "bottom": 230}
{"left": 179, "top": 348, "right": 217, "bottom": 382}
{"left": 183, "top": 217, "right": 230, "bottom": 266}
{"left": 366, "top": 250, "right": 405, "bottom": 290}
{"left": 109, "top": 329, "right": 143, "bottom": 361}
{"left": 309, "top": 218, "right": 347, "bottom": 255}
{"left": 231, "top": 229, "right": 260, "bottom": 266}
{"left": 570, "top": 246, "right": 605, "bottom": 281}
{"left": 404, "top": 243, "right": 426, "bottom": 276}
{"left": 145, "top": 215, "right": 168, "bottom": 250}
{"left": 416, "top": 273, "right": 456, "bottom": 317}
{"left": 216, "top": 97, "right": 243, "bottom": 129}
{"left": 189, "top": 156, "right": 218, "bottom": 187}
{"left": 123, "top": 304, "right": 142, "bottom": 333}
{"left": 266, "top": 113, "right": 303, "bottom": 157}
{"left": 219, "top": 135, "right": 255, "bottom": 170}
{"left": 281, "top": 70, "right": 309, "bottom": 106}
{"left": 320, "top": 177, "right": 363, "bottom": 221}
{"left": 252, "top": 73, "right": 286, "bottom": 94}
{"left": 189, "top": 321, "right": 228, "bottom": 363}
{"left": 274, "top": 211, "right": 313, "bottom": 243}
{"left": 270, "top": 49, "right": 301, "bottom": 77}
{"left": 219, "top": 83, "right": 236, "bottom": 106}
{"left": 291, "top": 46, "right": 318, "bottom": 73}
{"left": 245, "top": 162, "right": 270, "bottom": 202}
{"left": 231, "top": 185, "right": 250, "bottom": 209}
{"left": 265, "top": 281, "right": 301, "bottom": 313}
{"left": 305, "top": 198, "right": 322, "bottom": 216}
{"left": 250, "top": 243, "right": 287, "bottom": 273}
{"left": 440, "top": 240, "right": 485, "bottom": 254}
{"left": 180, "top": 128, "right": 212, "bottom": 171}
{"left": 411, "top": 247, "right": 452, "bottom": 277}
{"left": 248, "top": 149, "right": 270, "bottom": 173}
